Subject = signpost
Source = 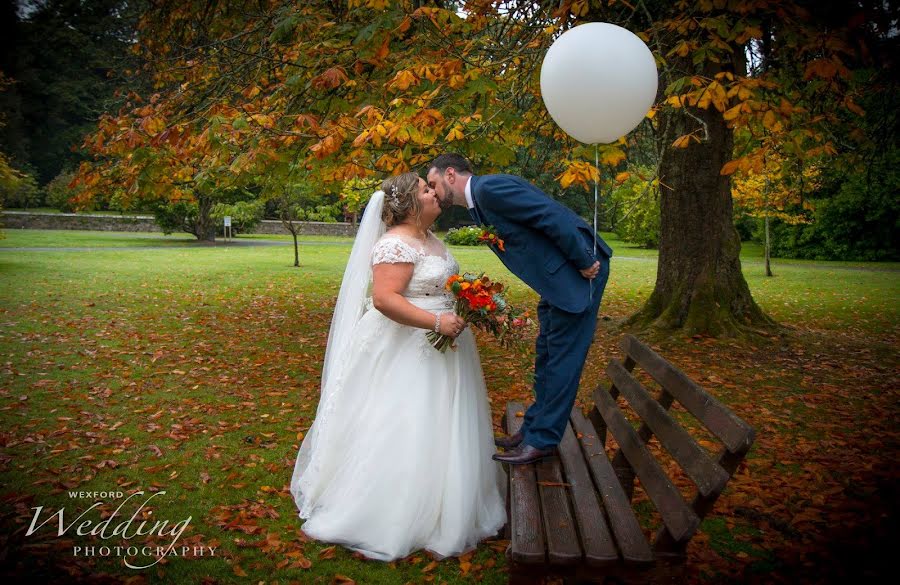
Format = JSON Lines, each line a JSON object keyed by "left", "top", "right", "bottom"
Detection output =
{"left": 223, "top": 216, "right": 232, "bottom": 242}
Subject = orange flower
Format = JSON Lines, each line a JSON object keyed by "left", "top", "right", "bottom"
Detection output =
{"left": 478, "top": 227, "right": 505, "bottom": 252}
{"left": 428, "top": 272, "right": 532, "bottom": 353}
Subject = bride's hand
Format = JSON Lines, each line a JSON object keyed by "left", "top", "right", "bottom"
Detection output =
{"left": 438, "top": 314, "right": 467, "bottom": 338}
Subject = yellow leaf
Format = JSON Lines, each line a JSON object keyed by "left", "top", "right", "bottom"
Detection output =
{"left": 390, "top": 70, "right": 417, "bottom": 91}
{"left": 674, "top": 41, "right": 692, "bottom": 57}
{"left": 720, "top": 159, "right": 741, "bottom": 176}
{"left": 615, "top": 172, "right": 630, "bottom": 184}
{"left": 645, "top": 108, "right": 656, "bottom": 120}
{"left": 448, "top": 74, "right": 466, "bottom": 89}
{"left": 571, "top": 0, "right": 589, "bottom": 16}
{"left": 141, "top": 116, "right": 165, "bottom": 135}
{"left": 599, "top": 148, "right": 626, "bottom": 167}
{"left": 666, "top": 95, "right": 684, "bottom": 108}
{"left": 672, "top": 134, "right": 695, "bottom": 148}
{"left": 723, "top": 104, "right": 742, "bottom": 121}
{"left": 710, "top": 81, "right": 728, "bottom": 112}
{"left": 445, "top": 126, "right": 464, "bottom": 141}
{"left": 249, "top": 114, "right": 275, "bottom": 128}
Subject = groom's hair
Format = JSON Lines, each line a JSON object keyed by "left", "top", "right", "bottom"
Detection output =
{"left": 430, "top": 153, "right": 473, "bottom": 175}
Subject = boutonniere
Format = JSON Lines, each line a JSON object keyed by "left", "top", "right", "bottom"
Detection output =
{"left": 478, "top": 226, "right": 505, "bottom": 252}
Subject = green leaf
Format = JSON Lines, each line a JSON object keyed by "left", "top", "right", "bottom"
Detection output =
{"left": 270, "top": 13, "right": 300, "bottom": 44}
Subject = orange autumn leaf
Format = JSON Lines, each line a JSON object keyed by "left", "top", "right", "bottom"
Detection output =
{"left": 311, "top": 67, "right": 349, "bottom": 91}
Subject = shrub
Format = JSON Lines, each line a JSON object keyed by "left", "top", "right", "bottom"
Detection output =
{"left": 610, "top": 168, "right": 660, "bottom": 248}
{"left": 444, "top": 225, "right": 485, "bottom": 246}
{"left": 153, "top": 199, "right": 199, "bottom": 236}
{"left": 0, "top": 170, "right": 41, "bottom": 209}
{"left": 45, "top": 170, "right": 79, "bottom": 212}
{"left": 766, "top": 172, "right": 899, "bottom": 261}
{"left": 212, "top": 200, "right": 265, "bottom": 234}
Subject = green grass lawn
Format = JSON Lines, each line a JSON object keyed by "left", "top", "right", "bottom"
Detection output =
{"left": 1, "top": 228, "right": 897, "bottom": 584}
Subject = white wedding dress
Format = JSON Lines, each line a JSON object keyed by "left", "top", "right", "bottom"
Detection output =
{"left": 289, "top": 226, "right": 507, "bottom": 561}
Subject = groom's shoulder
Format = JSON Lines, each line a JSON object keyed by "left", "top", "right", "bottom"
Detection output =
{"left": 479, "top": 173, "right": 534, "bottom": 189}
{"left": 481, "top": 173, "right": 522, "bottom": 181}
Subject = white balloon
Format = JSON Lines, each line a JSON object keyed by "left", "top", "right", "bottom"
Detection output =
{"left": 540, "top": 23, "right": 658, "bottom": 144}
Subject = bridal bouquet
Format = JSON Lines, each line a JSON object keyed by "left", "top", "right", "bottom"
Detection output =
{"left": 427, "top": 272, "right": 532, "bottom": 353}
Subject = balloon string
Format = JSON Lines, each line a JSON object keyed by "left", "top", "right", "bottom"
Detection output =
{"left": 591, "top": 143, "right": 599, "bottom": 302}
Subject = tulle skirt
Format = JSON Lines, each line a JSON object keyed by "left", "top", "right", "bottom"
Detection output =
{"left": 289, "top": 299, "right": 507, "bottom": 561}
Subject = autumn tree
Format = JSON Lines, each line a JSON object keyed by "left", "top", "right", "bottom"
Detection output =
{"left": 71, "top": 0, "right": 892, "bottom": 332}
{"left": 732, "top": 154, "right": 819, "bottom": 276}
{"left": 72, "top": 1, "right": 557, "bottom": 237}
{"left": 616, "top": 0, "right": 892, "bottom": 335}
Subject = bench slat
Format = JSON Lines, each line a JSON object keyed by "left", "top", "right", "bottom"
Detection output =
{"left": 594, "top": 385, "right": 701, "bottom": 543}
{"left": 570, "top": 408, "right": 654, "bottom": 565}
{"left": 535, "top": 456, "right": 582, "bottom": 564}
{"left": 505, "top": 402, "right": 545, "bottom": 564}
{"left": 620, "top": 335, "right": 755, "bottom": 454}
{"left": 608, "top": 360, "right": 730, "bottom": 498}
{"left": 557, "top": 420, "right": 618, "bottom": 565}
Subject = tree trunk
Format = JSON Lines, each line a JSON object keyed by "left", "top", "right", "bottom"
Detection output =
{"left": 195, "top": 195, "right": 216, "bottom": 242}
{"left": 630, "top": 83, "right": 774, "bottom": 336}
{"left": 280, "top": 213, "right": 301, "bottom": 267}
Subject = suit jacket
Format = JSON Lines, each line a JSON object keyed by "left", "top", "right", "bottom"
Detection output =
{"left": 469, "top": 174, "right": 613, "bottom": 313}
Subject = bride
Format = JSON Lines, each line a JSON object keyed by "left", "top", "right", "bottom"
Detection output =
{"left": 289, "top": 172, "right": 506, "bottom": 561}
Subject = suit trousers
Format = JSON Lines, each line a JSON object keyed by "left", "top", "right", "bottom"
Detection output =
{"left": 521, "top": 259, "right": 610, "bottom": 450}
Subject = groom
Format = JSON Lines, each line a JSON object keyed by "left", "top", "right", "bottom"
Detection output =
{"left": 427, "top": 154, "right": 612, "bottom": 465}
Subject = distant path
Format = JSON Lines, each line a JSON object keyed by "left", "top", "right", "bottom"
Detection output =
{"left": 1, "top": 239, "right": 897, "bottom": 273}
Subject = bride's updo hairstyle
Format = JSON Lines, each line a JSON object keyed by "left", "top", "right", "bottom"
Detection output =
{"left": 381, "top": 173, "right": 423, "bottom": 228}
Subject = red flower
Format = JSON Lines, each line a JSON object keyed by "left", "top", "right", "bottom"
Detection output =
{"left": 426, "top": 272, "right": 533, "bottom": 353}
{"left": 478, "top": 227, "right": 505, "bottom": 252}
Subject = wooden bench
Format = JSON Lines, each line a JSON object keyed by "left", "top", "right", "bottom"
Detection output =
{"left": 501, "top": 334, "right": 755, "bottom": 584}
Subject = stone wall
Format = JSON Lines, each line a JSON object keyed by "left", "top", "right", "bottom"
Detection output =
{"left": 0, "top": 211, "right": 357, "bottom": 237}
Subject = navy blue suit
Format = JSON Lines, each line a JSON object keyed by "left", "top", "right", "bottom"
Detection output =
{"left": 469, "top": 174, "right": 612, "bottom": 449}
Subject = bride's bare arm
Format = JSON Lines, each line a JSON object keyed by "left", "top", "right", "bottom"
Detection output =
{"left": 372, "top": 262, "right": 466, "bottom": 337}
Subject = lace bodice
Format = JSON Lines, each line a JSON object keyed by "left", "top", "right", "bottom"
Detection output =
{"left": 371, "top": 232, "right": 459, "bottom": 300}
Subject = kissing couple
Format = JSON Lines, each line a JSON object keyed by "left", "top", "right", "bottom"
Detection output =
{"left": 289, "top": 153, "right": 612, "bottom": 561}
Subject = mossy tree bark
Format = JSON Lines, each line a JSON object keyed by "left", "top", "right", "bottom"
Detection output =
{"left": 629, "top": 59, "right": 775, "bottom": 337}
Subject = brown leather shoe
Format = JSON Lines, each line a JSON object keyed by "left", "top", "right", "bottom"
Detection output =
{"left": 492, "top": 443, "right": 557, "bottom": 465}
{"left": 494, "top": 431, "right": 524, "bottom": 450}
